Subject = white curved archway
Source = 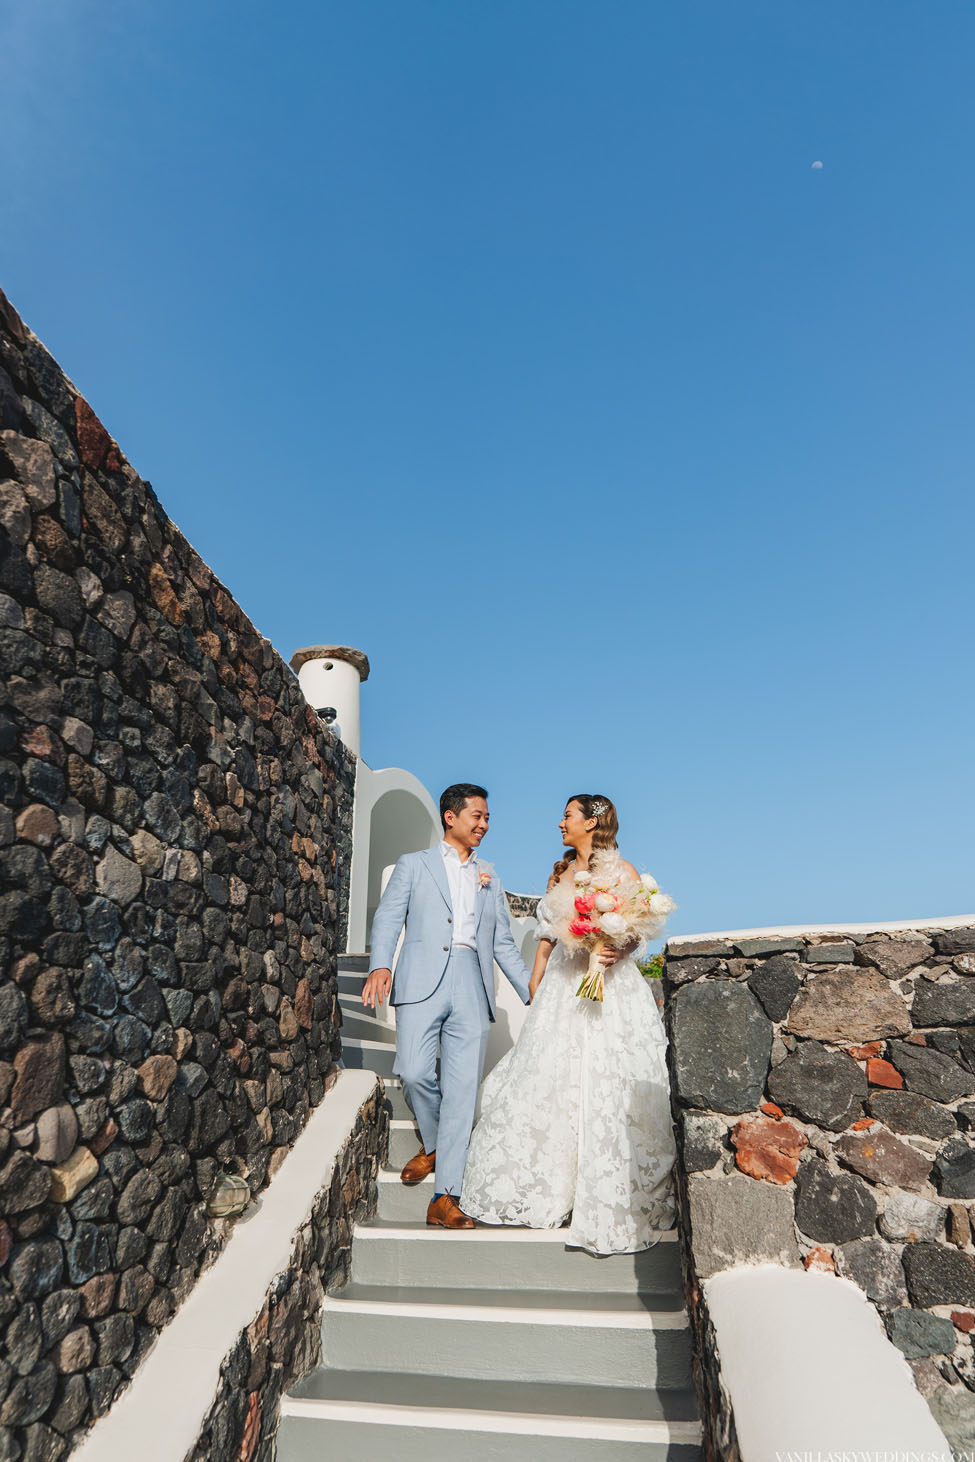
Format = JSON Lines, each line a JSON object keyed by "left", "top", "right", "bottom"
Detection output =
{"left": 346, "top": 765, "right": 440, "bottom": 956}
{"left": 366, "top": 788, "right": 441, "bottom": 938}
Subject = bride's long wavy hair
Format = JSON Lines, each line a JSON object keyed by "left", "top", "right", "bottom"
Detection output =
{"left": 548, "top": 793, "right": 620, "bottom": 889}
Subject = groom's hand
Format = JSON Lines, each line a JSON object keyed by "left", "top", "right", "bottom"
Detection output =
{"left": 362, "top": 968, "right": 392, "bottom": 1009}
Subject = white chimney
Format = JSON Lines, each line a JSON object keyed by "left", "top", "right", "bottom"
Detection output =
{"left": 289, "top": 646, "right": 370, "bottom": 758}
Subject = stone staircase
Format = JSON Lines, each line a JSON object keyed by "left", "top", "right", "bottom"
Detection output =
{"left": 276, "top": 955, "right": 703, "bottom": 1461}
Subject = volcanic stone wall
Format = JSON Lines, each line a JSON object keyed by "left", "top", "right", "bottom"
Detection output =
{"left": 664, "top": 920, "right": 975, "bottom": 1455}
{"left": 0, "top": 289, "right": 356, "bottom": 1459}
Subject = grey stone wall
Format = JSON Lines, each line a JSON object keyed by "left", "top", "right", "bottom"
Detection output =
{"left": 0, "top": 288, "right": 357, "bottom": 1460}
{"left": 187, "top": 1080, "right": 387, "bottom": 1462}
{"left": 504, "top": 892, "right": 539, "bottom": 921}
{"left": 665, "top": 922, "right": 975, "bottom": 1455}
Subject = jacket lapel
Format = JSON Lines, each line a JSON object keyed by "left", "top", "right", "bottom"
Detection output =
{"left": 475, "top": 874, "right": 489, "bottom": 928}
{"left": 422, "top": 846, "right": 452, "bottom": 910}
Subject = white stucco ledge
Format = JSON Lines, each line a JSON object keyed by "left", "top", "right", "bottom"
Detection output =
{"left": 669, "top": 914, "right": 975, "bottom": 946}
{"left": 72, "top": 1068, "right": 380, "bottom": 1462}
{"left": 704, "top": 1265, "right": 950, "bottom": 1458}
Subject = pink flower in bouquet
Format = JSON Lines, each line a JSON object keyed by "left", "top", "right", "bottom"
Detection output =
{"left": 574, "top": 893, "right": 597, "bottom": 915}
{"left": 594, "top": 892, "right": 620, "bottom": 913}
{"left": 568, "top": 916, "right": 597, "bottom": 938}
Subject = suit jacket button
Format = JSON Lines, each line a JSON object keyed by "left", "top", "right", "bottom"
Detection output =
{"left": 443, "top": 945, "right": 449, "bottom": 952}
{"left": 447, "top": 916, "right": 452, "bottom": 923}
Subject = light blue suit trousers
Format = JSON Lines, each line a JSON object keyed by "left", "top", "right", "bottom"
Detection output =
{"left": 393, "top": 947, "right": 489, "bottom": 1197}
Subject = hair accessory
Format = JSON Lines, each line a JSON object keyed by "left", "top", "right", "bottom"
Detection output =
{"left": 590, "top": 800, "right": 608, "bottom": 818}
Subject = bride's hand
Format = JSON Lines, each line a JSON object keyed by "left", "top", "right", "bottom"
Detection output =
{"left": 598, "top": 939, "right": 638, "bottom": 968}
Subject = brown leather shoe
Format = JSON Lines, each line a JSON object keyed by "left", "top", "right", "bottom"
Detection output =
{"left": 400, "top": 1145, "right": 436, "bottom": 1185}
{"left": 426, "top": 1194, "right": 476, "bottom": 1230}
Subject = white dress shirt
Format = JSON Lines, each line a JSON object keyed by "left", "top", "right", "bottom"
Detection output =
{"left": 441, "top": 841, "right": 479, "bottom": 950}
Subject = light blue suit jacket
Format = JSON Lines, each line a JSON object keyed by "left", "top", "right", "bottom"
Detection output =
{"left": 369, "top": 847, "right": 531, "bottom": 1020}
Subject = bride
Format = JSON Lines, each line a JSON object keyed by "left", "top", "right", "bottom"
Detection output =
{"left": 461, "top": 794, "right": 676, "bottom": 1255}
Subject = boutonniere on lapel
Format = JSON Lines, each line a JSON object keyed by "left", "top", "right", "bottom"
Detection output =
{"left": 477, "top": 865, "right": 494, "bottom": 890}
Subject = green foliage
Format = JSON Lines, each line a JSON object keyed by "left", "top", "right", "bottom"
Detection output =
{"left": 638, "top": 953, "right": 664, "bottom": 980}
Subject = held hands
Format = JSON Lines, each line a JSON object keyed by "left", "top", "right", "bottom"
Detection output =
{"left": 362, "top": 968, "right": 392, "bottom": 1009}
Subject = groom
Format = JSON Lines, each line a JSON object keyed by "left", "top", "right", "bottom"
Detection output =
{"left": 362, "top": 783, "right": 531, "bottom": 1229}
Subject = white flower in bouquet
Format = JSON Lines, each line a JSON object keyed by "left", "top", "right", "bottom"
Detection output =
{"left": 546, "top": 854, "right": 676, "bottom": 1002}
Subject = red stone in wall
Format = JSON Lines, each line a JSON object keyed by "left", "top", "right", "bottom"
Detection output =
{"left": 848, "top": 1041, "right": 884, "bottom": 1059}
{"left": 866, "top": 1058, "right": 904, "bottom": 1088}
{"left": 238, "top": 1391, "right": 261, "bottom": 1462}
{"left": 731, "top": 1114, "right": 807, "bottom": 1184}
{"left": 74, "top": 394, "right": 114, "bottom": 470}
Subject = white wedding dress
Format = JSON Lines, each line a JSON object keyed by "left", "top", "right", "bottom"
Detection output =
{"left": 460, "top": 887, "right": 676, "bottom": 1255}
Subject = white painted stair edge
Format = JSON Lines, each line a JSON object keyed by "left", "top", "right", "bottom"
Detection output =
{"left": 704, "top": 1265, "right": 950, "bottom": 1457}
{"left": 322, "top": 1294, "right": 690, "bottom": 1328}
{"left": 353, "top": 1224, "right": 679, "bottom": 1244}
{"left": 72, "top": 1069, "right": 380, "bottom": 1462}
{"left": 280, "top": 1394, "right": 702, "bottom": 1445}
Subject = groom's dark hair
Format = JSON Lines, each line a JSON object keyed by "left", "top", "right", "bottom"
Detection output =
{"left": 440, "top": 783, "right": 488, "bottom": 830}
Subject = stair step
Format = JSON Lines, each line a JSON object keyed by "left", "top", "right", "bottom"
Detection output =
{"left": 332, "top": 1282, "right": 685, "bottom": 1314}
{"left": 320, "top": 1287, "right": 693, "bottom": 1389}
{"left": 375, "top": 1170, "right": 671, "bottom": 1224}
{"left": 358, "top": 1219, "right": 680, "bottom": 1240}
{"left": 384, "top": 1121, "right": 422, "bottom": 1167}
{"left": 342, "top": 1040, "right": 397, "bottom": 1079}
{"left": 278, "top": 1415, "right": 700, "bottom": 1461}
{"left": 382, "top": 1082, "right": 413, "bottom": 1121}
{"left": 289, "top": 1368, "right": 700, "bottom": 1422}
{"left": 338, "top": 954, "right": 371, "bottom": 972}
{"left": 351, "top": 1222, "right": 682, "bottom": 1293}
{"left": 376, "top": 1170, "right": 434, "bottom": 1220}
{"left": 339, "top": 990, "right": 394, "bottom": 1026}
{"left": 340, "top": 1010, "right": 397, "bottom": 1045}
{"left": 339, "top": 972, "right": 367, "bottom": 996}
{"left": 278, "top": 1370, "right": 701, "bottom": 1460}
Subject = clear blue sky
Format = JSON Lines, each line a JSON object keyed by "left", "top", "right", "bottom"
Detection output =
{"left": 3, "top": 1, "right": 972, "bottom": 935}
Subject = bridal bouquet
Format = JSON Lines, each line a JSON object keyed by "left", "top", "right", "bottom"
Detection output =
{"left": 547, "top": 857, "right": 676, "bottom": 1001}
